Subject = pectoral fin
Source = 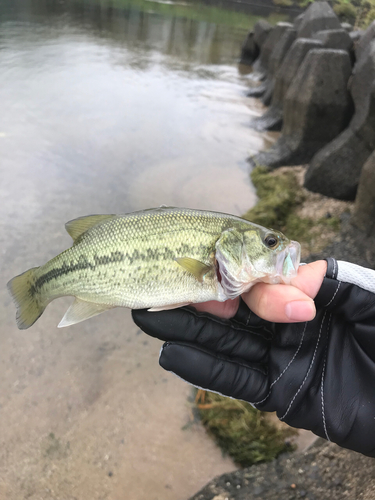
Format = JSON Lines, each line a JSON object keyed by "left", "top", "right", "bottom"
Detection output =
{"left": 175, "top": 257, "right": 212, "bottom": 283}
{"left": 65, "top": 214, "right": 117, "bottom": 242}
{"left": 58, "top": 298, "right": 115, "bottom": 328}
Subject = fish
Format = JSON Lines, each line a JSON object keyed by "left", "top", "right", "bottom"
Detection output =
{"left": 7, "top": 207, "right": 301, "bottom": 330}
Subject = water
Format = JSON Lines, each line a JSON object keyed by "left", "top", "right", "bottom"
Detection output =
{"left": 0, "top": 1, "right": 283, "bottom": 498}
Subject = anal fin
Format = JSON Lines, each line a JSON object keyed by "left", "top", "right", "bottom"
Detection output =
{"left": 148, "top": 302, "right": 191, "bottom": 312}
{"left": 58, "top": 298, "right": 115, "bottom": 328}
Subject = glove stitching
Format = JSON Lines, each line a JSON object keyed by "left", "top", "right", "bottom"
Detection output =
{"left": 253, "top": 321, "right": 308, "bottom": 406}
{"left": 321, "top": 314, "right": 331, "bottom": 442}
{"left": 279, "top": 311, "right": 327, "bottom": 421}
{"left": 324, "top": 281, "right": 341, "bottom": 307}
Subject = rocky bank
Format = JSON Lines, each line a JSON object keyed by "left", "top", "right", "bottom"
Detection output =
{"left": 189, "top": 439, "right": 375, "bottom": 500}
{"left": 189, "top": 4, "right": 375, "bottom": 498}
{"left": 243, "top": 1, "right": 375, "bottom": 207}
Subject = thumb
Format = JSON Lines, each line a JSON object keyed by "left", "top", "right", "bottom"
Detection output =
{"left": 290, "top": 260, "right": 328, "bottom": 299}
{"left": 241, "top": 260, "right": 327, "bottom": 323}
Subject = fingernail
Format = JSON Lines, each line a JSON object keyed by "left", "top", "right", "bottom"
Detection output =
{"left": 285, "top": 300, "right": 316, "bottom": 322}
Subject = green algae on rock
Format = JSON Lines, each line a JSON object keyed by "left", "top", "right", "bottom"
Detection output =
{"left": 243, "top": 166, "right": 342, "bottom": 257}
{"left": 195, "top": 391, "right": 296, "bottom": 468}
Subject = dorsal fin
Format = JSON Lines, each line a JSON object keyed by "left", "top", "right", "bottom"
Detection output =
{"left": 65, "top": 214, "right": 116, "bottom": 241}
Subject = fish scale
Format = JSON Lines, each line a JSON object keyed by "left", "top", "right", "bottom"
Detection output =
{"left": 59, "top": 210, "right": 229, "bottom": 308}
{"left": 7, "top": 207, "right": 301, "bottom": 329}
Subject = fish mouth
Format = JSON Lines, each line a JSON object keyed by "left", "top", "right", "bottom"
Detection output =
{"left": 276, "top": 240, "right": 301, "bottom": 283}
{"left": 215, "top": 239, "right": 302, "bottom": 299}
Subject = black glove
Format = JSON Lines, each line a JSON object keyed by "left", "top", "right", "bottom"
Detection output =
{"left": 132, "top": 258, "right": 375, "bottom": 457}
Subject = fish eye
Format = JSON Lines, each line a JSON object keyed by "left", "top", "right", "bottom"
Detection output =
{"left": 264, "top": 234, "right": 278, "bottom": 249}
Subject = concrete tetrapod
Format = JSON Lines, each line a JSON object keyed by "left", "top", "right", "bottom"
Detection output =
{"left": 304, "top": 41, "right": 375, "bottom": 200}
{"left": 249, "top": 22, "right": 293, "bottom": 96}
{"left": 251, "top": 38, "right": 323, "bottom": 132}
{"left": 352, "top": 150, "right": 375, "bottom": 236}
{"left": 297, "top": 1, "right": 341, "bottom": 39}
{"left": 249, "top": 49, "right": 352, "bottom": 169}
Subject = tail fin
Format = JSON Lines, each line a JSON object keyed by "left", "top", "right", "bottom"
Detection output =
{"left": 7, "top": 267, "right": 46, "bottom": 330}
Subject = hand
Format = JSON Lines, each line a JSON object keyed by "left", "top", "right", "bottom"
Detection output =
{"left": 192, "top": 260, "right": 327, "bottom": 322}
{"left": 132, "top": 258, "right": 375, "bottom": 457}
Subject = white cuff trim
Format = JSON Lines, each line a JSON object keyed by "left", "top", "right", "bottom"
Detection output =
{"left": 337, "top": 261, "right": 375, "bottom": 294}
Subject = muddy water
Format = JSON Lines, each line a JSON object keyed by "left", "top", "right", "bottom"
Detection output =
{"left": 0, "top": 2, "right": 280, "bottom": 499}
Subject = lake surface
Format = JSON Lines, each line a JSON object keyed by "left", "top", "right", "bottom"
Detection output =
{"left": 0, "top": 1, "right": 286, "bottom": 499}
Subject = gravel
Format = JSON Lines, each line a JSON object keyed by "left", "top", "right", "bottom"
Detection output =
{"left": 308, "top": 213, "right": 375, "bottom": 268}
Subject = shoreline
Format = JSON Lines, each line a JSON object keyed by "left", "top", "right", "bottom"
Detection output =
{"left": 189, "top": 167, "right": 375, "bottom": 499}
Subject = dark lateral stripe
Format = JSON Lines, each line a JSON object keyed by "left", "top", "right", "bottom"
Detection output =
{"left": 31, "top": 252, "right": 124, "bottom": 294}
{"left": 31, "top": 241, "right": 212, "bottom": 295}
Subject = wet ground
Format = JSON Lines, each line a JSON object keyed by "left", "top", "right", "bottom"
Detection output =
{"left": 1, "top": 1, "right": 281, "bottom": 498}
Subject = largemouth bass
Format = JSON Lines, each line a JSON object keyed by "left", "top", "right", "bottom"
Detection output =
{"left": 7, "top": 207, "right": 301, "bottom": 330}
